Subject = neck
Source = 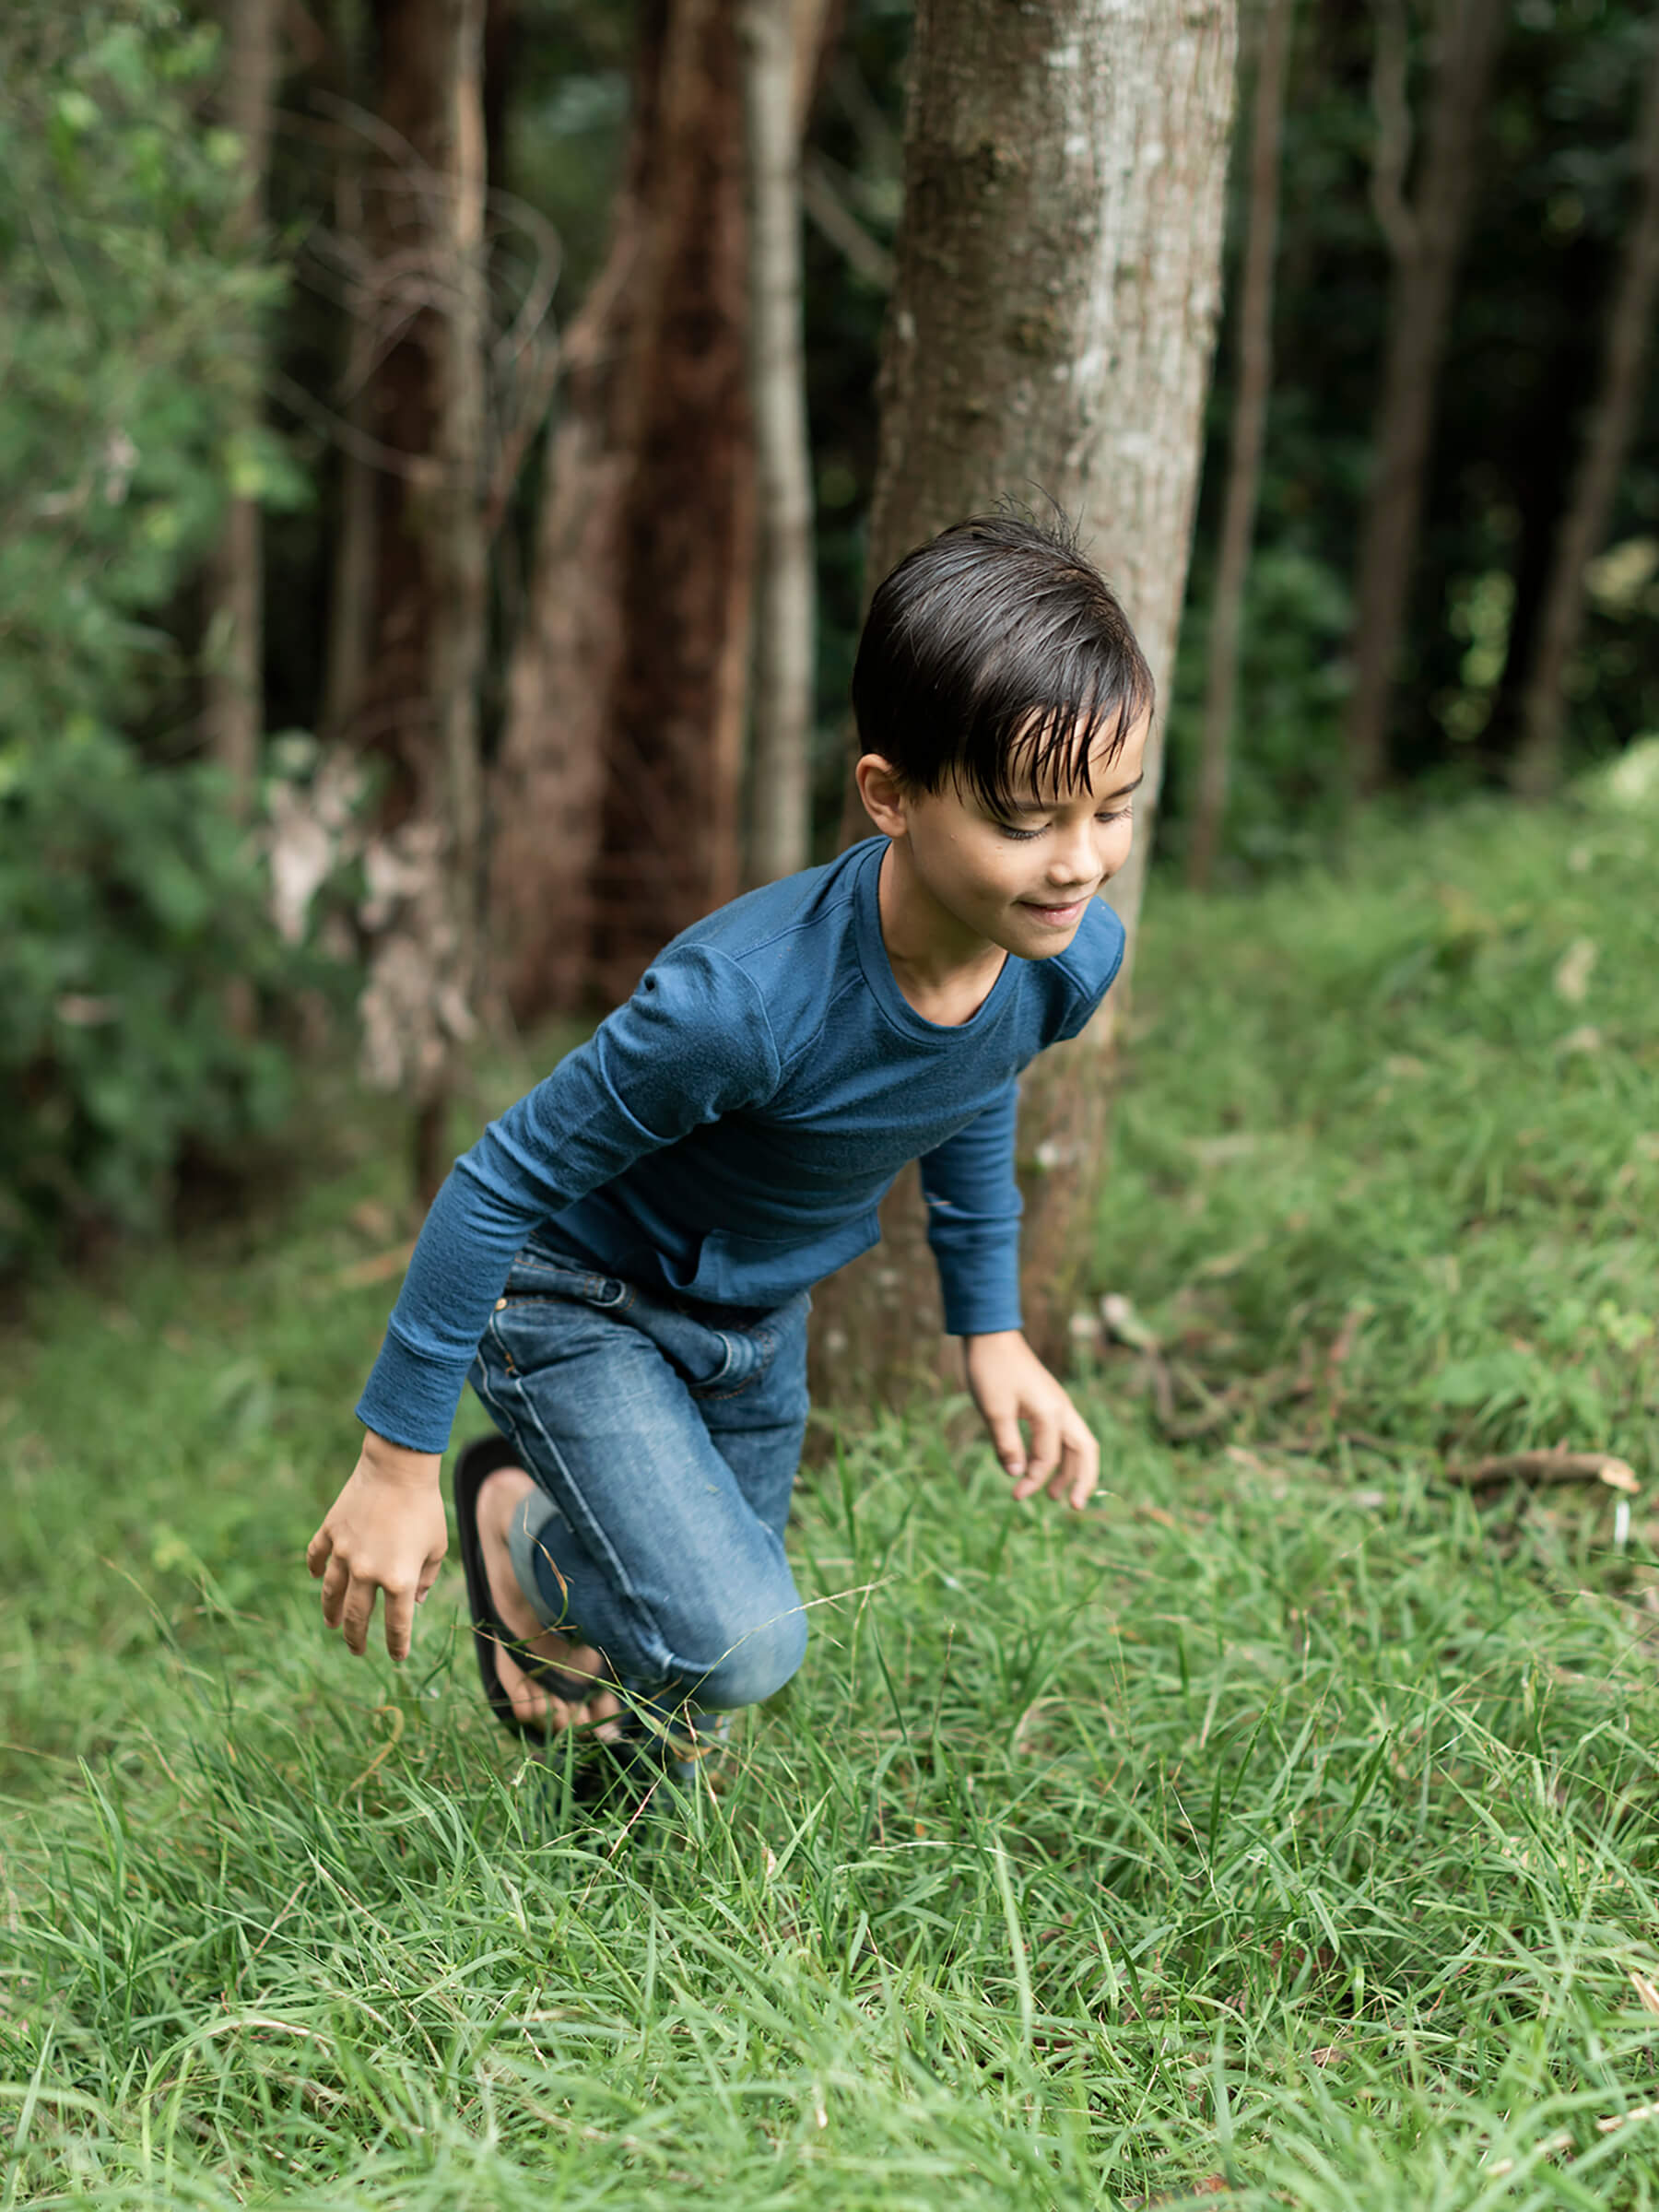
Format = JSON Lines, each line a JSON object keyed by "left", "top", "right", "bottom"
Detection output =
{"left": 877, "top": 841, "right": 1006, "bottom": 1024}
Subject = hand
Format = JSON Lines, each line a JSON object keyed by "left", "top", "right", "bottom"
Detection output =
{"left": 962, "top": 1331, "right": 1100, "bottom": 1511}
{"left": 306, "top": 1433, "right": 448, "bottom": 1661}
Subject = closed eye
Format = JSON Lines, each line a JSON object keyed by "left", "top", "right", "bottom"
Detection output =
{"left": 996, "top": 806, "right": 1133, "bottom": 840}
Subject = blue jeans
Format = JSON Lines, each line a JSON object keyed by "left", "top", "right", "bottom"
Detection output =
{"left": 467, "top": 1236, "right": 812, "bottom": 1724}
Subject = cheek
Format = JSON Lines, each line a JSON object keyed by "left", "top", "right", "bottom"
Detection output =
{"left": 1098, "top": 818, "right": 1135, "bottom": 875}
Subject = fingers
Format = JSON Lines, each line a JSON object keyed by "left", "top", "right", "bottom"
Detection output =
{"left": 382, "top": 1582, "right": 416, "bottom": 1664}
{"left": 305, "top": 1524, "right": 332, "bottom": 1580}
{"left": 1014, "top": 1404, "right": 1061, "bottom": 1500}
{"left": 415, "top": 1549, "right": 443, "bottom": 1606}
{"left": 985, "top": 1410, "right": 1027, "bottom": 1483}
{"left": 1051, "top": 1417, "right": 1100, "bottom": 1511}
{"left": 338, "top": 1576, "right": 378, "bottom": 1657}
{"left": 320, "top": 1553, "right": 378, "bottom": 1655}
{"left": 319, "top": 1553, "right": 349, "bottom": 1629}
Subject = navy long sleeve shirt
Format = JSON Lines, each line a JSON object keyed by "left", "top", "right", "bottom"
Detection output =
{"left": 358, "top": 836, "right": 1125, "bottom": 1451}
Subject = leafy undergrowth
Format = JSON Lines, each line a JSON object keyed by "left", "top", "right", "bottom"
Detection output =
{"left": 2, "top": 777, "right": 1658, "bottom": 2209}
{"left": 1096, "top": 770, "right": 1659, "bottom": 1489}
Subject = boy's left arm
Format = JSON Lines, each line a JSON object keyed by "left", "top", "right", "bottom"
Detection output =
{"left": 918, "top": 1088, "right": 1099, "bottom": 1512}
{"left": 962, "top": 1330, "right": 1100, "bottom": 1511}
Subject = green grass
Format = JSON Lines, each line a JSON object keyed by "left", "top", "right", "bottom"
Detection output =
{"left": 2, "top": 776, "right": 1658, "bottom": 2208}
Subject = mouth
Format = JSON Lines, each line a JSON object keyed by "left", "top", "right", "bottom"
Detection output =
{"left": 1018, "top": 890, "right": 1096, "bottom": 927}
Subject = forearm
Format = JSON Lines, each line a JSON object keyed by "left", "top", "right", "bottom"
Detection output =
{"left": 920, "top": 1084, "right": 1024, "bottom": 1337}
{"left": 356, "top": 1165, "right": 537, "bottom": 1451}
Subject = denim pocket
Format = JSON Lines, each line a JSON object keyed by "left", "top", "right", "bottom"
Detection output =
{"left": 501, "top": 1245, "right": 631, "bottom": 1311}
{"left": 688, "top": 1321, "right": 768, "bottom": 1399}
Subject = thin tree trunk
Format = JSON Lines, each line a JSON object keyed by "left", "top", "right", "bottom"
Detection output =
{"left": 591, "top": 0, "right": 754, "bottom": 1004}
{"left": 203, "top": 0, "right": 281, "bottom": 818}
{"left": 810, "top": 0, "right": 1239, "bottom": 1402}
{"left": 1187, "top": 0, "right": 1293, "bottom": 893}
{"left": 1481, "top": 231, "right": 1600, "bottom": 772}
{"left": 489, "top": 0, "right": 756, "bottom": 1018}
{"left": 1343, "top": 0, "right": 1505, "bottom": 799}
{"left": 742, "top": 0, "right": 830, "bottom": 884}
{"left": 353, "top": 0, "right": 489, "bottom": 1201}
{"left": 320, "top": 135, "right": 378, "bottom": 748}
{"left": 489, "top": 214, "right": 638, "bottom": 1015}
{"left": 1512, "top": 35, "right": 1659, "bottom": 801}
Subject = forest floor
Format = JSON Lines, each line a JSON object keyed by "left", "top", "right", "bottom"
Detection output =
{"left": 3, "top": 767, "right": 1658, "bottom": 2209}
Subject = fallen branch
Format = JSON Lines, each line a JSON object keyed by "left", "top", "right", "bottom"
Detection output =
{"left": 1448, "top": 1448, "right": 1640, "bottom": 1497}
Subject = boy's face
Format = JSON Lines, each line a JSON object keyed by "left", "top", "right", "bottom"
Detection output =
{"left": 863, "top": 710, "right": 1150, "bottom": 964}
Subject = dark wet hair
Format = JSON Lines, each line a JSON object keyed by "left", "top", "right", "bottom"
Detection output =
{"left": 852, "top": 510, "right": 1154, "bottom": 816}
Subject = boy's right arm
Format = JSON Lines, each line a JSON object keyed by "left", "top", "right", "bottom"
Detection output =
{"left": 306, "top": 1433, "right": 448, "bottom": 1663}
{"left": 314, "top": 945, "right": 783, "bottom": 1665}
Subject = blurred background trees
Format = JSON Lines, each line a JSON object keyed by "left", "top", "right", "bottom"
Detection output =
{"left": 4, "top": 0, "right": 1657, "bottom": 1284}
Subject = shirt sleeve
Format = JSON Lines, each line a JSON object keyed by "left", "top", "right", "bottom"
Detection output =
{"left": 356, "top": 946, "right": 782, "bottom": 1451}
{"left": 917, "top": 1079, "right": 1024, "bottom": 1337}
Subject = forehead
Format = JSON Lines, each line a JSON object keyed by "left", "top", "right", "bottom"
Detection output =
{"left": 994, "top": 707, "right": 1147, "bottom": 802}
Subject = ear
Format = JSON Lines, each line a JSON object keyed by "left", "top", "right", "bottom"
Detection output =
{"left": 854, "top": 754, "right": 912, "bottom": 840}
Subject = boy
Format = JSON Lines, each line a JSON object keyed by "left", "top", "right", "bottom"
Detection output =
{"left": 308, "top": 512, "right": 1153, "bottom": 1782}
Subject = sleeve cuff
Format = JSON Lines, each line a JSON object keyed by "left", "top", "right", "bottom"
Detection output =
{"left": 937, "top": 1263, "right": 1023, "bottom": 1339}
{"left": 355, "top": 1332, "right": 471, "bottom": 1454}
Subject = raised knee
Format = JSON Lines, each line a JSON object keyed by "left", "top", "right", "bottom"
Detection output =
{"left": 683, "top": 1596, "right": 807, "bottom": 1710}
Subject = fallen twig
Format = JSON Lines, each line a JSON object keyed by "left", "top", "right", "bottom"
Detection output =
{"left": 1448, "top": 1448, "right": 1640, "bottom": 1497}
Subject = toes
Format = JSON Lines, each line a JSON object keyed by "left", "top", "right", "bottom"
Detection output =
{"left": 496, "top": 1648, "right": 553, "bottom": 1730}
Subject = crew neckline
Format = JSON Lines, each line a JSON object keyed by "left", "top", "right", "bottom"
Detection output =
{"left": 850, "top": 836, "right": 1018, "bottom": 1041}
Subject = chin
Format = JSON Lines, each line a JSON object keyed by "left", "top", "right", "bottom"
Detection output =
{"left": 1010, "top": 920, "right": 1082, "bottom": 958}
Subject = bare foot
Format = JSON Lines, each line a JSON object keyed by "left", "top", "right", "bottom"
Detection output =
{"left": 475, "top": 1466, "right": 621, "bottom": 1735}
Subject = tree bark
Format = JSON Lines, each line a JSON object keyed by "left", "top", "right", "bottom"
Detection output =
{"left": 203, "top": 0, "right": 281, "bottom": 819}
{"left": 353, "top": 0, "right": 490, "bottom": 1200}
{"left": 1186, "top": 0, "right": 1293, "bottom": 893}
{"left": 489, "top": 0, "right": 757, "bottom": 1017}
{"left": 489, "top": 209, "right": 638, "bottom": 1016}
{"left": 1512, "top": 33, "right": 1659, "bottom": 801}
{"left": 1343, "top": 0, "right": 1505, "bottom": 799}
{"left": 810, "top": 0, "right": 1239, "bottom": 1402}
{"left": 742, "top": 0, "right": 832, "bottom": 884}
{"left": 320, "top": 99, "right": 377, "bottom": 751}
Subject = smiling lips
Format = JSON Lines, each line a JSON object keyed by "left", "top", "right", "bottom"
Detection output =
{"left": 1019, "top": 890, "right": 1095, "bottom": 926}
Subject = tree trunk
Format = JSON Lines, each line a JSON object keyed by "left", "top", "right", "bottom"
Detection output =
{"left": 488, "top": 208, "right": 638, "bottom": 1016}
{"left": 353, "top": 0, "right": 490, "bottom": 1201}
{"left": 1512, "top": 34, "right": 1659, "bottom": 801}
{"left": 1480, "top": 231, "right": 1600, "bottom": 775}
{"left": 490, "top": 0, "right": 756, "bottom": 1018}
{"left": 1186, "top": 0, "right": 1294, "bottom": 893}
{"left": 1343, "top": 0, "right": 1505, "bottom": 799}
{"left": 810, "top": 0, "right": 1239, "bottom": 1402}
{"left": 203, "top": 0, "right": 281, "bottom": 818}
{"left": 742, "top": 0, "right": 832, "bottom": 884}
{"left": 320, "top": 103, "right": 378, "bottom": 751}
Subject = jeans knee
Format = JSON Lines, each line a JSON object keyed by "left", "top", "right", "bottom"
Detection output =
{"left": 680, "top": 1594, "right": 807, "bottom": 1711}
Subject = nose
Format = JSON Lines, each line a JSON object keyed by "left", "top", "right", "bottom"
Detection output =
{"left": 1046, "top": 816, "right": 1100, "bottom": 889}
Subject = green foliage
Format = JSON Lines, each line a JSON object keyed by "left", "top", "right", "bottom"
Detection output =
{"left": 1099, "top": 767, "right": 1659, "bottom": 1478}
{"left": 0, "top": 1, "right": 287, "bottom": 739}
{"left": 0, "top": 2, "right": 324, "bottom": 1264}
{"left": 4, "top": 793, "right": 1659, "bottom": 2204}
{"left": 1164, "top": 541, "right": 1354, "bottom": 873}
{"left": 0, "top": 729, "right": 312, "bottom": 1265}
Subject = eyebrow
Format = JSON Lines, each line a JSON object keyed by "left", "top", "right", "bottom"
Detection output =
{"left": 1001, "top": 773, "right": 1145, "bottom": 814}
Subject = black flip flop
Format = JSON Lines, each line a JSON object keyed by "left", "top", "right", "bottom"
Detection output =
{"left": 452, "top": 1432, "right": 602, "bottom": 1741}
